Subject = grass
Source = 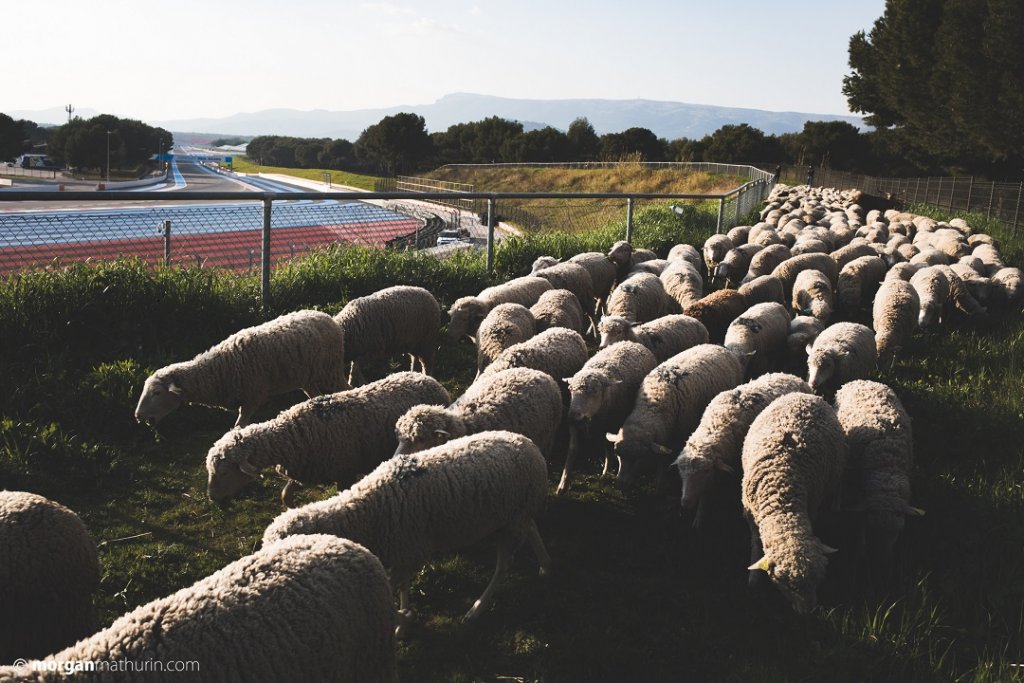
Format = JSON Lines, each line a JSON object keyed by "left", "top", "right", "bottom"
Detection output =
{"left": 229, "top": 156, "right": 379, "bottom": 191}
{"left": 1, "top": 194, "right": 1023, "bottom": 681}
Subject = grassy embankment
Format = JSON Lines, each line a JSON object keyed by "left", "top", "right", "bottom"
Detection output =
{"left": 0, "top": 167, "right": 1022, "bottom": 681}
{"left": 230, "top": 156, "right": 378, "bottom": 191}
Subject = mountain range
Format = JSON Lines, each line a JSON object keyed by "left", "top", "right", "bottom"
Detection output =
{"left": 8, "top": 93, "right": 865, "bottom": 141}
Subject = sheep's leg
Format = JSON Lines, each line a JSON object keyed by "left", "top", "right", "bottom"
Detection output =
{"left": 234, "top": 403, "right": 257, "bottom": 428}
{"left": 280, "top": 479, "right": 300, "bottom": 509}
{"left": 348, "top": 360, "right": 367, "bottom": 387}
{"left": 463, "top": 539, "right": 512, "bottom": 621}
{"left": 394, "top": 576, "right": 414, "bottom": 639}
{"left": 556, "top": 424, "right": 581, "bottom": 496}
{"left": 746, "top": 516, "right": 769, "bottom": 591}
{"left": 301, "top": 385, "right": 321, "bottom": 399}
{"left": 525, "top": 519, "right": 552, "bottom": 576}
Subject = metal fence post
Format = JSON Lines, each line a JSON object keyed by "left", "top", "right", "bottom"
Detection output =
{"left": 161, "top": 220, "right": 171, "bottom": 266}
{"left": 717, "top": 197, "right": 726, "bottom": 234}
{"left": 966, "top": 176, "right": 974, "bottom": 212}
{"left": 486, "top": 197, "right": 495, "bottom": 273}
{"left": 1014, "top": 182, "right": 1022, "bottom": 236}
{"left": 626, "top": 197, "right": 634, "bottom": 243}
{"left": 734, "top": 189, "right": 742, "bottom": 225}
{"left": 262, "top": 198, "right": 272, "bottom": 308}
{"left": 987, "top": 182, "right": 996, "bottom": 219}
{"left": 914, "top": 178, "right": 920, "bottom": 204}
{"left": 949, "top": 176, "right": 956, "bottom": 211}
{"left": 925, "top": 178, "right": 931, "bottom": 206}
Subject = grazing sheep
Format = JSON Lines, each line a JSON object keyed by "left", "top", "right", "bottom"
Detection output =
{"left": 872, "top": 279, "right": 921, "bottom": 362}
{"left": 833, "top": 380, "right": 921, "bottom": 561}
{"left": 787, "top": 315, "right": 826, "bottom": 371}
{"left": 0, "top": 492, "right": 99, "bottom": 663}
{"left": 135, "top": 309, "right": 348, "bottom": 428}
{"left": 738, "top": 274, "right": 786, "bottom": 306}
{"left": 909, "top": 248, "right": 950, "bottom": 268}
{"left": 560, "top": 342, "right": 659, "bottom": 494}
{"left": 909, "top": 266, "right": 986, "bottom": 327}
{"left": 772, "top": 253, "right": 840, "bottom": 301}
{"left": 609, "top": 344, "right": 744, "bottom": 484}
{"left": 4, "top": 534, "right": 399, "bottom": 682}
{"left": 206, "top": 372, "right": 450, "bottom": 507}
{"left": 263, "top": 431, "right": 552, "bottom": 627}
{"left": 750, "top": 227, "right": 784, "bottom": 248}
{"left": 830, "top": 242, "right": 878, "bottom": 272}
{"left": 742, "top": 393, "right": 846, "bottom": 614}
{"left": 606, "top": 272, "right": 672, "bottom": 323}
{"left": 991, "top": 267, "right": 1023, "bottom": 308}
{"left": 728, "top": 225, "right": 752, "bottom": 246}
{"left": 967, "top": 233, "right": 998, "bottom": 248}
{"left": 743, "top": 244, "right": 793, "bottom": 282}
{"left": 667, "top": 243, "right": 703, "bottom": 271}
{"left": 676, "top": 373, "right": 812, "bottom": 527}
{"left": 972, "top": 243, "right": 1005, "bottom": 276}
{"left": 479, "top": 327, "right": 589, "bottom": 388}
{"left": 660, "top": 259, "right": 704, "bottom": 309}
{"left": 724, "top": 302, "right": 792, "bottom": 379}
{"left": 791, "top": 269, "right": 834, "bottom": 323}
{"left": 703, "top": 234, "right": 734, "bottom": 275}
{"left": 884, "top": 262, "right": 922, "bottom": 282}
{"left": 837, "top": 255, "right": 888, "bottom": 315}
{"left": 447, "top": 276, "right": 553, "bottom": 342}
{"left": 569, "top": 252, "right": 618, "bottom": 312}
{"left": 791, "top": 237, "right": 830, "bottom": 256}
{"left": 475, "top": 303, "right": 537, "bottom": 375}
{"left": 608, "top": 241, "right": 657, "bottom": 278}
{"left": 530, "top": 289, "right": 586, "bottom": 335}
{"left": 629, "top": 258, "right": 670, "bottom": 276}
{"left": 684, "top": 289, "right": 750, "bottom": 344}
{"left": 806, "top": 322, "right": 877, "bottom": 392}
{"left": 531, "top": 261, "right": 597, "bottom": 319}
{"left": 598, "top": 314, "right": 709, "bottom": 363}
{"left": 715, "top": 244, "right": 763, "bottom": 283}
{"left": 335, "top": 286, "right": 442, "bottom": 384}
{"left": 529, "top": 255, "right": 561, "bottom": 274}
{"left": 395, "top": 368, "right": 562, "bottom": 459}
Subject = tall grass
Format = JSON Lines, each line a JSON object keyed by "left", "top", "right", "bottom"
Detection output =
{"left": 230, "top": 157, "right": 379, "bottom": 191}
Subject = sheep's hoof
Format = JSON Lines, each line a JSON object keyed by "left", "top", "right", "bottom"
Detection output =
{"left": 463, "top": 601, "right": 485, "bottom": 622}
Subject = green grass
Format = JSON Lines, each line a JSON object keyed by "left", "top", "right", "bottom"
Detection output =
{"left": 230, "top": 156, "right": 379, "bottom": 191}
{"left": 1, "top": 201, "right": 1023, "bottom": 681}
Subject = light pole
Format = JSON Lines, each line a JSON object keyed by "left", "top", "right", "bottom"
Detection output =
{"left": 105, "top": 131, "right": 112, "bottom": 183}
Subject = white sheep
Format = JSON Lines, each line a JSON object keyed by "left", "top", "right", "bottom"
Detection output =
{"left": 447, "top": 276, "right": 553, "bottom": 342}
{"left": 837, "top": 255, "right": 888, "bottom": 315}
{"left": 872, "top": 279, "right": 921, "bottom": 362}
{"left": 628, "top": 258, "right": 670, "bottom": 276}
{"left": 3, "top": 534, "right": 399, "bottom": 682}
{"left": 135, "top": 309, "right": 348, "bottom": 428}
{"left": 605, "top": 272, "right": 672, "bottom": 323}
{"left": 478, "top": 327, "right": 589, "bottom": 388}
{"left": 0, "top": 492, "right": 100, "bottom": 663}
{"left": 263, "top": 431, "right": 552, "bottom": 627}
{"left": 830, "top": 242, "right": 878, "bottom": 272}
{"left": 559, "top": 341, "right": 659, "bottom": 494}
{"left": 597, "top": 313, "right": 709, "bottom": 363}
{"left": 742, "top": 393, "right": 846, "bottom": 614}
{"left": 786, "top": 315, "right": 825, "bottom": 372}
{"left": 608, "top": 241, "right": 658, "bottom": 279}
{"left": 833, "top": 380, "right": 921, "bottom": 561}
{"left": 667, "top": 243, "right": 703, "bottom": 271}
{"left": 723, "top": 301, "right": 792, "bottom": 379}
{"left": 715, "top": 243, "right": 763, "bottom": 283}
{"left": 738, "top": 274, "right": 786, "bottom": 306}
{"left": 884, "top": 262, "right": 922, "bottom": 282}
{"left": 742, "top": 244, "right": 793, "bottom": 283}
{"left": 394, "top": 368, "right": 562, "bottom": 459}
{"left": 675, "top": 373, "right": 812, "bottom": 527}
{"left": 772, "top": 252, "right": 840, "bottom": 302}
{"left": 806, "top": 322, "right": 877, "bottom": 392}
{"left": 568, "top": 252, "right": 618, "bottom": 313}
{"left": 703, "top": 234, "right": 734, "bottom": 275}
{"left": 206, "top": 371, "right": 451, "bottom": 507}
{"left": 335, "top": 285, "right": 442, "bottom": 383}
{"left": 608, "top": 344, "right": 744, "bottom": 484}
{"left": 530, "top": 260, "right": 597, "bottom": 319}
{"left": 530, "top": 288, "right": 586, "bottom": 335}
{"left": 991, "top": 267, "right": 1023, "bottom": 308}
{"left": 727, "top": 225, "right": 751, "bottom": 246}
{"left": 475, "top": 303, "right": 537, "bottom": 376}
{"left": 659, "top": 259, "right": 704, "bottom": 309}
{"left": 791, "top": 269, "right": 834, "bottom": 323}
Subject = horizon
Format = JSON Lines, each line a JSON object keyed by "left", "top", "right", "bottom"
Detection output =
{"left": 5, "top": 0, "right": 885, "bottom": 124}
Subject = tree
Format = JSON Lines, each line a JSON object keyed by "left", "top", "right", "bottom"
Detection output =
{"left": 782, "top": 121, "right": 864, "bottom": 170}
{"left": 700, "top": 124, "right": 781, "bottom": 163}
{"left": 843, "top": 0, "right": 1024, "bottom": 175}
{"left": 0, "top": 114, "right": 28, "bottom": 161}
{"left": 354, "top": 112, "right": 433, "bottom": 175}
{"left": 599, "top": 127, "right": 666, "bottom": 161}
{"left": 318, "top": 138, "right": 355, "bottom": 170}
{"left": 566, "top": 117, "right": 600, "bottom": 160}
{"left": 506, "top": 126, "right": 571, "bottom": 162}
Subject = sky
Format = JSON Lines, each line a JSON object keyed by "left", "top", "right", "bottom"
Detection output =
{"left": 4, "top": 0, "right": 887, "bottom": 124}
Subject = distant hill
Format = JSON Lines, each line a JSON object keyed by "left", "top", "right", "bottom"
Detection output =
{"left": 151, "top": 93, "right": 864, "bottom": 141}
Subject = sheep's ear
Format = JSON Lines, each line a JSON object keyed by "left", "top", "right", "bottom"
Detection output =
{"left": 651, "top": 442, "right": 673, "bottom": 455}
{"left": 748, "top": 556, "right": 773, "bottom": 573}
{"left": 805, "top": 343, "right": 815, "bottom": 356}
{"left": 905, "top": 505, "right": 926, "bottom": 517}
{"left": 433, "top": 429, "right": 450, "bottom": 439}
{"left": 817, "top": 540, "right": 838, "bottom": 555}
{"left": 238, "top": 458, "right": 260, "bottom": 479}
{"left": 605, "top": 432, "right": 619, "bottom": 443}
{"left": 562, "top": 377, "right": 574, "bottom": 384}
{"left": 714, "top": 460, "right": 736, "bottom": 474}
{"left": 168, "top": 382, "right": 184, "bottom": 396}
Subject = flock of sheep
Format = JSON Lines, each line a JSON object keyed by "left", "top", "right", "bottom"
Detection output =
{"left": 2, "top": 182, "right": 1020, "bottom": 681}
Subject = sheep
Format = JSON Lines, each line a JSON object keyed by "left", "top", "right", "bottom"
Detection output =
{"left": 742, "top": 244, "right": 792, "bottom": 282}
{"left": 135, "top": 309, "right": 348, "bottom": 428}
{"left": 727, "top": 225, "right": 751, "bottom": 246}
{"left": 751, "top": 227, "right": 785, "bottom": 248}
{"left": 791, "top": 237, "right": 830, "bottom": 256}
{"left": 263, "top": 431, "right": 552, "bottom": 627}
{"left": 703, "top": 234, "right": 734, "bottom": 275}
{"left": 791, "top": 269, "right": 834, "bottom": 323}
{"left": 837, "top": 255, "right": 888, "bottom": 315}
{"left": 833, "top": 380, "right": 921, "bottom": 561}
{"left": 608, "top": 344, "right": 744, "bottom": 484}
{"left": 660, "top": 259, "right": 704, "bottom": 309}
{"left": 560, "top": 342, "right": 659, "bottom": 494}
{"left": 787, "top": 315, "right": 826, "bottom": 372}
{"left": 715, "top": 243, "right": 763, "bottom": 283}
{"left": 569, "top": 252, "right": 618, "bottom": 312}
{"left": 334, "top": 286, "right": 442, "bottom": 384}
{"left": 991, "top": 267, "right": 1023, "bottom": 308}
{"left": 605, "top": 272, "right": 673, "bottom": 323}
{"left": 206, "top": 371, "right": 451, "bottom": 507}
{"left": 724, "top": 302, "right": 792, "bottom": 379}
{"left": 738, "top": 274, "right": 786, "bottom": 306}
{"left": 967, "top": 233, "right": 998, "bottom": 249}
{"left": 447, "top": 276, "right": 553, "bottom": 342}
{"left": 478, "top": 327, "right": 589, "bottom": 389}
{"left": 830, "top": 242, "right": 878, "bottom": 271}
{"left": 884, "top": 262, "right": 922, "bottom": 282}
{"left": 667, "top": 243, "right": 703, "bottom": 271}
{"left": 683, "top": 289, "right": 749, "bottom": 344}
{"left": 475, "top": 303, "right": 537, "bottom": 376}
{"left": 394, "top": 368, "right": 562, "bottom": 459}
{"left": 531, "top": 261, "right": 597, "bottom": 319}
{"left": 909, "top": 265, "right": 987, "bottom": 327}
{"left": 742, "top": 393, "right": 846, "bottom": 614}
{"left": 0, "top": 492, "right": 99, "bottom": 663}
{"left": 628, "top": 258, "right": 670, "bottom": 276}
{"left": 608, "top": 241, "right": 657, "bottom": 279}
{"left": 597, "top": 314, "right": 709, "bottom": 363}
{"left": 4, "top": 534, "right": 399, "bottom": 682}
{"left": 675, "top": 373, "right": 812, "bottom": 527}
{"left": 806, "top": 322, "right": 877, "bottom": 393}
{"left": 872, "top": 279, "right": 921, "bottom": 363}
{"left": 772, "top": 253, "right": 840, "bottom": 302}
{"left": 530, "top": 288, "right": 586, "bottom": 335}
{"left": 909, "top": 248, "right": 950, "bottom": 268}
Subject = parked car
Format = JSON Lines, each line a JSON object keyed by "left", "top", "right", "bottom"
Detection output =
{"left": 436, "top": 229, "right": 464, "bottom": 246}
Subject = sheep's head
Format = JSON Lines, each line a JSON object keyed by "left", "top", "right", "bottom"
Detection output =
{"left": 394, "top": 405, "right": 462, "bottom": 455}
{"left": 206, "top": 429, "right": 261, "bottom": 503}
{"left": 749, "top": 538, "right": 835, "bottom": 615}
{"left": 607, "top": 241, "right": 633, "bottom": 268}
{"left": 675, "top": 449, "right": 733, "bottom": 512}
{"left": 447, "top": 297, "right": 487, "bottom": 342}
{"left": 597, "top": 315, "right": 632, "bottom": 348}
{"left": 530, "top": 256, "right": 561, "bottom": 274}
{"left": 806, "top": 347, "right": 836, "bottom": 392}
{"left": 566, "top": 369, "right": 619, "bottom": 422}
{"left": 135, "top": 368, "right": 187, "bottom": 425}
{"left": 918, "top": 300, "right": 942, "bottom": 328}
{"left": 607, "top": 429, "right": 672, "bottom": 484}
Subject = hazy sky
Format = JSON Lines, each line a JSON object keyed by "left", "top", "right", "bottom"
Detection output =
{"left": 5, "top": 0, "right": 886, "bottom": 124}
